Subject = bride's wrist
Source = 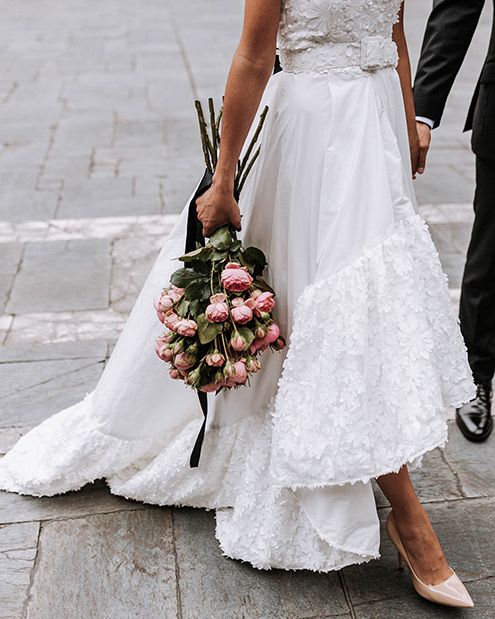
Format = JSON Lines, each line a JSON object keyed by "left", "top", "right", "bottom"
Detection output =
{"left": 212, "top": 169, "right": 235, "bottom": 193}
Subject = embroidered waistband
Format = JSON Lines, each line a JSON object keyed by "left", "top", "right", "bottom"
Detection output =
{"left": 280, "top": 36, "right": 398, "bottom": 75}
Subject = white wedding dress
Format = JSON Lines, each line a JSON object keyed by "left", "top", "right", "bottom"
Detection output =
{"left": 0, "top": 0, "right": 474, "bottom": 571}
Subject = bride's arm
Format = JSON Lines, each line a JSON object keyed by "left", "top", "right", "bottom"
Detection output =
{"left": 196, "top": 0, "right": 281, "bottom": 236}
{"left": 393, "top": 2, "right": 421, "bottom": 178}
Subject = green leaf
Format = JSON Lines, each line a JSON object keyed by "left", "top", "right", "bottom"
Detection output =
{"left": 253, "top": 277, "right": 275, "bottom": 294}
{"left": 178, "top": 246, "right": 212, "bottom": 263}
{"left": 241, "top": 246, "right": 267, "bottom": 276}
{"left": 230, "top": 240, "right": 242, "bottom": 253}
{"left": 209, "top": 225, "right": 233, "bottom": 251}
{"left": 175, "top": 296, "right": 190, "bottom": 318}
{"left": 188, "top": 299, "right": 201, "bottom": 318}
{"left": 196, "top": 313, "right": 224, "bottom": 344}
{"left": 211, "top": 250, "right": 228, "bottom": 262}
{"left": 170, "top": 268, "right": 203, "bottom": 288}
{"left": 185, "top": 280, "right": 209, "bottom": 301}
{"left": 237, "top": 326, "right": 255, "bottom": 347}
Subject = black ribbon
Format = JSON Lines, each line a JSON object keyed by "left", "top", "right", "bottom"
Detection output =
{"left": 186, "top": 169, "right": 213, "bottom": 468}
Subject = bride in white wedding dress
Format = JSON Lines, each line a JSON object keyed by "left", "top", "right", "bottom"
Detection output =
{"left": 0, "top": 0, "right": 476, "bottom": 608}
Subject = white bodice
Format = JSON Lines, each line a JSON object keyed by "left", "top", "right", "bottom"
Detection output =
{"left": 278, "top": 0, "right": 402, "bottom": 74}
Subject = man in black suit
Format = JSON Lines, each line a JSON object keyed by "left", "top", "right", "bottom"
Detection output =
{"left": 414, "top": 0, "right": 494, "bottom": 442}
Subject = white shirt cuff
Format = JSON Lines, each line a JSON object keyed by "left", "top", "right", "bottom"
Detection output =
{"left": 416, "top": 116, "right": 434, "bottom": 129}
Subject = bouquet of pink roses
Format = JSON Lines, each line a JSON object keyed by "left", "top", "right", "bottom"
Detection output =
{"left": 154, "top": 99, "right": 285, "bottom": 395}
{"left": 155, "top": 225, "right": 285, "bottom": 392}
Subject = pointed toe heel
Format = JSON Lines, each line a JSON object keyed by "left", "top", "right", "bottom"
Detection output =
{"left": 386, "top": 512, "right": 474, "bottom": 609}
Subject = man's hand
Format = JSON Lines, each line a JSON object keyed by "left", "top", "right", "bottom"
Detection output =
{"left": 416, "top": 121, "right": 431, "bottom": 175}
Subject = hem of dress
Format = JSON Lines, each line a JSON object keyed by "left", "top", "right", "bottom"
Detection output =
{"left": 218, "top": 544, "right": 380, "bottom": 573}
{"left": 274, "top": 431, "right": 448, "bottom": 493}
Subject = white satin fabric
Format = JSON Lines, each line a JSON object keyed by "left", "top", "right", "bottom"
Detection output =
{"left": 0, "top": 1, "right": 475, "bottom": 571}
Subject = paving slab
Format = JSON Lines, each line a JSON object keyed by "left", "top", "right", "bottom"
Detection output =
{"left": 374, "top": 443, "right": 463, "bottom": 510}
{"left": 443, "top": 425, "right": 495, "bottom": 499}
{"left": 6, "top": 238, "right": 111, "bottom": 313}
{"left": 6, "top": 310, "right": 126, "bottom": 346}
{"left": 343, "top": 498, "right": 495, "bottom": 613}
{"left": 0, "top": 356, "right": 104, "bottom": 427}
{"left": 0, "top": 481, "right": 143, "bottom": 525}
{"left": 110, "top": 235, "right": 162, "bottom": 313}
{"left": 25, "top": 508, "right": 178, "bottom": 619}
{"left": 173, "top": 507, "right": 349, "bottom": 619}
{"left": 0, "top": 190, "right": 59, "bottom": 223}
{"left": 0, "top": 521, "right": 39, "bottom": 619}
{"left": 0, "top": 339, "right": 108, "bottom": 363}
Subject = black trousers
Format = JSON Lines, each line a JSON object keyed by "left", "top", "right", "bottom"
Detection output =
{"left": 459, "top": 155, "right": 495, "bottom": 385}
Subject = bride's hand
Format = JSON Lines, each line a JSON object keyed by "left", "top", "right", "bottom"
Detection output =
{"left": 409, "top": 127, "right": 420, "bottom": 179}
{"left": 196, "top": 181, "right": 241, "bottom": 237}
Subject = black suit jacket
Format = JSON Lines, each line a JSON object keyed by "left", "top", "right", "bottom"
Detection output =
{"left": 414, "top": 0, "right": 495, "bottom": 160}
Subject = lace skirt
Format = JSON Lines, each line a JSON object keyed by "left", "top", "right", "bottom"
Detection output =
{"left": 0, "top": 67, "right": 474, "bottom": 571}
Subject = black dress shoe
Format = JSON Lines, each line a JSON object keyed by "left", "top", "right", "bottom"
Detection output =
{"left": 456, "top": 382, "right": 493, "bottom": 442}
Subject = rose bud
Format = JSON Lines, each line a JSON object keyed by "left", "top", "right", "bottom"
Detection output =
{"left": 156, "top": 332, "right": 172, "bottom": 344}
{"left": 231, "top": 303, "right": 253, "bottom": 324}
{"left": 206, "top": 351, "right": 225, "bottom": 367}
{"left": 155, "top": 342, "right": 174, "bottom": 362}
{"left": 175, "top": 319, "right": 198, "bottom": 337}
{"left": 172, "top": 340, "right": 184, "bottom": 354}
{"left": 169, "top": 368, "right": 181, "bottom": 380}
{"left": 186, "top": 367, "right": 201, "bottom": 385}
{"left": 206, "top": 293, "right": 229, "bottom": 323}
{"left": 223, "top": 360, "right": 236, "bottom": 379}
{"left": 186, "top": 342, "right": 199, "bottom": 355}
{"left": 230, "top": 333, "right": 249, "bottom": 352}
{"left": 174, "top": 352, "right": 196, "bottom": 370}
{"left": 265, "top": 323, "right": 280, "bottom": 344}
{"left": 254, "top": 291, "right": 276, "bottom": 315}
{"left": 272, "top": 336, "right": 286, "bottom": 351}
{"left": 163, "top": 312, "right": 180, "bottom": 331}
{"left": 220, "top": 263, "right": 253, "bottom": 292}
{"left": 233, "top": 360, "right": 248, "bottom": 384}
{"left": 246, "top": 357, "right": 262, "bottom": 373}
{"left": 254, "top": 325, "right": 266, "bottom": 339}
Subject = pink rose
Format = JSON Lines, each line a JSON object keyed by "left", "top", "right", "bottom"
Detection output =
{"left": 231, "top": 303, "right": 253, "bottom": 324}
{"left": 254, "top": 291, "right": 276, "bottom": 315}
{"left": 251, "top": 289, "right": 262, "bottom": 300}
{"left": 221, "top": 263, "right": 253, "bottom": 292}
{"left": 232, "top": 360, "right": 248, "bottom": 384}
{"left": 265, "top": 323, "right": 280, "bottom": 343}
{"left": 168, "top": 286, "right": 185, "bottom": 303}
{"left": 175, "top": 319, "right": 197, "bottom": 337}
{"left": 158, "top": 293, "right": 175, "bottom": 313}
{"left": 206, "top": 351, "right": 225, "bottom": 367}
{"left": 206, "top": 292, "right": 229, "bottom": 322}
{"left": 169, "top": 368, "right": 181, "bottom": 380}
{"left": 230, "top": 333, "right": 249, "bottom": 352}
{"left": 163, "top": 312, "right": 180, "bottom": 331}
{"left": 174, "top": 352, "right": 196, "bottom": 370}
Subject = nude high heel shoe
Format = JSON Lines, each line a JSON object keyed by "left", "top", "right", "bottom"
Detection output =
{"left": 386, "top": 512, "right": 474, "bottom": 609}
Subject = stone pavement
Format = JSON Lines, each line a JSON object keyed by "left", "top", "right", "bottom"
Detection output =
{"left": 0, "top": 1, "right": 494, "bottom": 618}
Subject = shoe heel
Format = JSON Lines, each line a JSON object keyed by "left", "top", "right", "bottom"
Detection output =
{"left": 397, "top": 550, "right": 405, "bottom": 570}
